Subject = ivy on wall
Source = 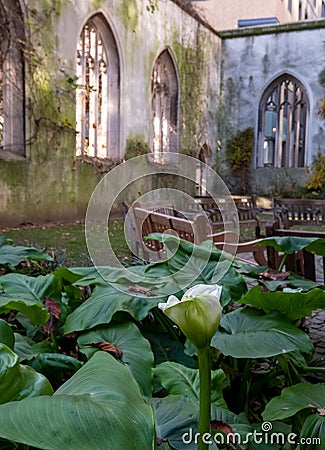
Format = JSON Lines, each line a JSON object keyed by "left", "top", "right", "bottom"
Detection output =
{"left": 227, "top": 127, "right": 254, "bottom": 194}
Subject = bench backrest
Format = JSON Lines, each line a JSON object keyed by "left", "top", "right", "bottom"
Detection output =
{"left": 273, "top": 198, "right": 325, "bottom": 227}
{"left": 266, "top": 219, "right": 325, "bottom": 283}
{"left": 132, "top": 207, "right": 210, "bottom": 260}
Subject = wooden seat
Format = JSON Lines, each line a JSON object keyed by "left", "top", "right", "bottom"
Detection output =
{"left": 132, "top": 207, "right": 210, "bottom": 261}
{"left": 132, "top": 207, "right": 161, "bottom": 259}
{"left": 273, "top": 198, "right": 325, "bottom": 228}
{"left": 193, "top": 195, "right": 261, "bottom": 237}
{"left": 266, "top": 219, "right": 325, "bottom": 283}
{"left": 131, "top": 205, "right": 267, "bottom": 265}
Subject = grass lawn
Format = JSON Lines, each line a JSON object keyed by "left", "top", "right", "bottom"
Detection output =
{"left": 0, "top": 220, "right": 131, "bottom": 267}
{"left": 2, "top": 217, "right": 324, "bottom": 269}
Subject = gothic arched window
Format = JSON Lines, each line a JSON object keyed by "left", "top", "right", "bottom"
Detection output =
{"left": 0, "top": 0, "right": 25, "bottom": 155}
{"left": 76, "top": 14, "right": 120, "bottom": 159}
{"left": 151, "top": 49, "right": 179, "bottom": 162}
{"left": 257, "top": 75, "right": 308, "bottom": 168}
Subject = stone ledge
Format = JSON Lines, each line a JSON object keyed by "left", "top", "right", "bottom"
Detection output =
{"left": 0, "top": 149, "right": 27, "bottom": 162}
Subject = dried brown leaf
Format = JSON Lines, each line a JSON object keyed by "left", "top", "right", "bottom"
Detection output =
{"left": 128, "top": 284, "right": 154, "bottom": 296}
{"left": 259, "top": 269, "right": 290, "bottom": 281}
{"left": 90, "top": 341, "right": 123, "bottom": 359}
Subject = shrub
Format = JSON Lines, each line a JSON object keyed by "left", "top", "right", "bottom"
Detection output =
{"left": 305, "top": 153, "right": 325, "bottom": 197}
{"left": 124, "top": 135, "right": 150, "bottom": 160}
{"left": 227, "top": 127, "right": 254, "bottom": 194}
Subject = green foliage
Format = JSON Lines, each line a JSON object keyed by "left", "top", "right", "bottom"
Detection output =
{"left": 263, "top": 383, "right": 325, "bottom": 449}
{"left": 0, "top": 319, "right": 15, "bottom": 350}
{"left": 78, "top": 321, "right": 154, "bottom": 396}
{"left": 263, "top": 382, "right": 325, "bottom": 421}
{"left": 305, "top": 153, "right": 325, "bottom": 195}
{"left": 241, "top": 286, "right": 325, "bottom": 321}
{"left": 258, "top": 235, "right": 325, "bottom": 256}
{"left": 16, "top": 2, "right": 76, "bottom": 152}
{"left": 0, "top": 235, "right": 53, "bottom": 273}
{"left": 0, "top": 344, "right": 53, "bottom": 404}
{"left": 124, "top": 135, "right": 150, "bottom": 160}
{"left": 0, "top": 233, "right": 324, "bottom": 448}
{"left": 211, "top": 308, "right": 313, "bottom": 358}
{"left": 0, "top": 352, "right": 155, "bottom": 450}
{"left": 227, "top": 128, "right": 254, "bottom": 193}
{"left": 227, "top": 127, "right": 254, "bottom": 172}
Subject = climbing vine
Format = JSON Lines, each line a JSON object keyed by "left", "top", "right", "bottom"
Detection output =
{"left": 227, "top": 127, "right": 254, "bottom": 194}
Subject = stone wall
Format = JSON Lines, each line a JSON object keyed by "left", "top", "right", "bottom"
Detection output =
{"left": 0, "top": 0, "right": 221, "bottom": 226}
{"left": 1, "top": 2, "right": 325, "bottom": 226}
{"left": 219, "top": 20, "right": 325, "bottom": 195}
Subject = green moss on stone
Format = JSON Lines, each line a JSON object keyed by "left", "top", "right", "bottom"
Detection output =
{"left": 117, "top": 0, "right": 138, "bottom": 31}
{"left": 172, "top": 40, "right": 205, "bottom": 156}
{"left": 92, "top": 0, "right": 106, "bottom": 9}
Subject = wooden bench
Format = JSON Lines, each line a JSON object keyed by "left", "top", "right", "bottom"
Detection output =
{"left": 131, "top": 206, "right": 268, "bottom": 265}
{"left": 130, "top": 205, "right": 325, "bottom": 284}
{"left": 266, "top": 219, "right": 325, "bottom": 283}
{"left": 273, "top": 198, "right": 325, "bottom": 228}
{"left": 192, "top": 195, "right": 261, "bottom": 237}
{"left": 131, "top": 207, "right": 210, "bottom": 260}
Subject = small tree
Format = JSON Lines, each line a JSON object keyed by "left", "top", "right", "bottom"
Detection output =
{"left": 305, "top": 153, "right": 325, "bottom": 197}
{"left": 227, "top": 127, "right": 254, "bottom": 194}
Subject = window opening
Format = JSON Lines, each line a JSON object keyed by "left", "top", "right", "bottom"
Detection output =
{"left": 151, "top": 50, "right": 178, "bottom": 163}
{"left": 0, "top": 0, "right": 25, "bottom": 155}
{"left": 259, "top": 76, "right": 308, "bottom": 168}
{"left": 76, "top": 22, "right": 108, "bottom": 158}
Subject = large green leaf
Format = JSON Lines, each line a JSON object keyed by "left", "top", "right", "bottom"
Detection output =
{"left": 154, "top": 361, "right": 227, "bottom": 408}
{"left": 0, "top": 273, "right": 61, "bottom": 302}
{"left": 152, "top": 395, "right": 199, "bottom": 450}
{"left": 78, "top": 321, "right": 154, "bottom": 396}
{"left": 64, "top": 284, "right": 160, "bottom": 333}
{"left": 0, "top": 344, "right": 53, "bottom": 404}
{"left": 147, "top": 234, "right": 222, "bottom": 286}
{"left": 211, "top": 308, "right": 314, "bottom": 358}
{"left": 142, "top": 324, "right": 197, "bottom": 368}
{"left": 241, "top": 286, "right": 325, "bottom": 321}
{"left": 152, "top": 395, "right": 252, "bottom": 450}
{"left": 0, "top": 319, "right": 14, "bottom": 349}
{"left": 0, "top": 244, "right": 52, "bottom": 268}
{"left": 297, "top": 413, "right": 325, "bottom": 450}
{"left": 13, "top": 333, "right": 36, "bottom": 361}
{"left": 0, "top": 273, "right": 60, "bottom": 325}
{"left": 263, "top": 382, "right": 325, "bottom": 420}
{"left": 258, "top": 236, "right": 325, "bottom": 256}
{"left": 145, "top": 234, "right": 246, "bottom": 304}
{"left": 0, "top": 236, "right": 12, "bottom": 247}
{"left": 217, "top": 264, "right": 247, "bottom": 306}
{"left": 0, "top": 352, "right": 155, "bottom": 450}
{"left": 0, "top": 297, "right": 50, "bottom": 326}
{"left": 28, "top": 353, "right": 83, "bottom": 374}
{"left": 69, "top": 265, "right": 174, "bottom": 295}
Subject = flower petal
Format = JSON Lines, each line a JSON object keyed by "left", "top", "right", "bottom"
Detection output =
{"left": 186, "top": 284, "right": 222, "bottom": 300}
{"left": 158, "top": 295, "right": 179, "bottom": 311}
{"left": 162, "top": 285, "right": 223, "bottom": 349}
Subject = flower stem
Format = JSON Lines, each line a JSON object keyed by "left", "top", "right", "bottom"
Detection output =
{"left": 197, "top": 347, "right": 211, "bottom": 450}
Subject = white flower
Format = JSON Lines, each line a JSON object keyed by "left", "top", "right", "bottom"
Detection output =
{"left": 158, "top": 284, "right": 222, "bottom": 349}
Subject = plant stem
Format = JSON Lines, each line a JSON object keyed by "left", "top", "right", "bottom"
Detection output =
{"left": 278, "top": 253, "right": 287, "bottom": 272}
{"left": 300, "top": 366, "right": 325, "bottom": 373}
{"left": 197, "top": 346, "right": 211, "bottom": 450}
